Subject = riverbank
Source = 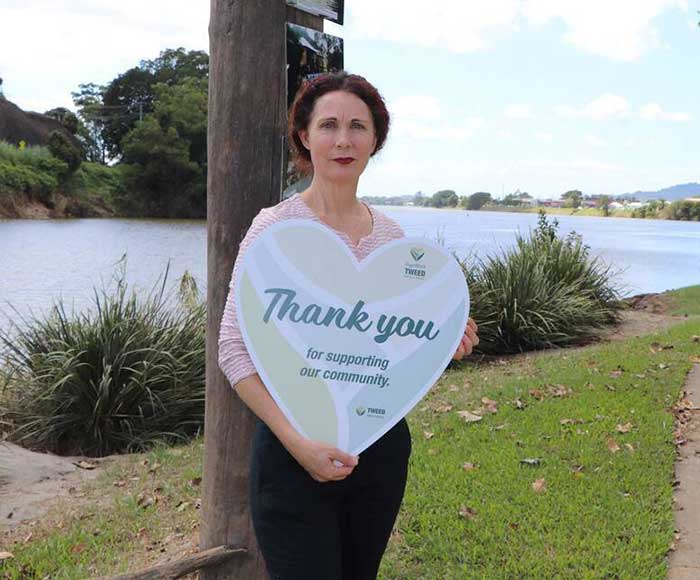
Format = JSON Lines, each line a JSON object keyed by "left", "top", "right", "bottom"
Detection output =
{"left": 0, "top": 190, "right": 116, "bottom": 219}
{"left": 1, "top": 286, "right": 699, "bottom": 577}
{"left": 377, "top": 204, "right": 700, "bottom": 222}
{"left": 0, "top": 144, "right": 122, "bottom": 219}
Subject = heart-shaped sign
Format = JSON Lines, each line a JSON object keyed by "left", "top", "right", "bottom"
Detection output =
{"left": 235, "top": 219, "right": 469, "bottom": 454}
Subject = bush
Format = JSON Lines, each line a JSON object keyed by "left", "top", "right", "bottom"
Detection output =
{"left": 667, "top": 200, "right": 700, "bottom": 221}
{"left": 47, "top": 130, "right": 82, "bottom": 174}
{"left": 0, "top": 141, "right": 66, "bottom": 203}
{"left": 461, "top": 211, "right": 623, "bottom": 354}
{"left": 0, "top": 263, "right": 205, "bottom": 456}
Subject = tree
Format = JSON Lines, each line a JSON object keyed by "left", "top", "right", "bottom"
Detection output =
{"left": 467, "top": 191, "right": 492, "bottom": 210}
{"left": 152, "top": 78, "right": 208, "bottom": 168}
{"left": 562, "top": 189, "right": 583, "bottom": 208}
{"left": 72, "top": 82, "right": 108, "bottom": 163}
{"left": 44, "top": 107, "right": 79, "bottom": 135}
{"left": 120, "top": 116, "right": 201, "bottom": 217}
{"left": 75, "top": 48, "right": 210, "bottom": 161}
{"left": 47, "top": 130, "right": 82, "bottom": 174}
{"left": 101, "top": 67, "right": 156, "bottom": 159}
{"left": 143, "top": 47, "right": 209, "bottom": 86}
{"left": 596, "top": 195, "right": 611, "bottom": 217}
{"left": 431, "top": 189, "right": 458, "bottom": 208}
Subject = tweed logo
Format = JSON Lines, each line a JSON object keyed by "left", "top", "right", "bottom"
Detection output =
{"left": 410, "top": 247, "right": 425, "bottom": 262}
{"left": 355, "top": 406, "right": 367, "bottom": 416}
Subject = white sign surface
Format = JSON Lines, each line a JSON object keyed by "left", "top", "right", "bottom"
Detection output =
{"left": 236, "top": 220, "right": 469, "bottom": 454}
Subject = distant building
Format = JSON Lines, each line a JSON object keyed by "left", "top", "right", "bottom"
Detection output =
{"left": 540, "top": 199, "right": 565, "bottom": 208}
{"left": 609, "top": 201, "right": 625, "bottom": 211}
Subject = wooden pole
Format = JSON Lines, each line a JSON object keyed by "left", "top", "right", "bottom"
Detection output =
{"left": 202, "top": 3, "right": 323, "bottom": 579}
{"left": 202, "top": 2, "right": 286, "bottom": 578}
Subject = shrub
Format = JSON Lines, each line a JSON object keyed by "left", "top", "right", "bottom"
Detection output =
{"left": 461, "top": 211, "right": 623, "bottom": 354}
{"left": 0, "top": 141, "right": 66, "bottom": 202}
{"left": 0, "top": 263, "right": 205, "bottom": 456}
{"left": 47, "top": 130, "right": 82, "bottom": 174}
{"left": 667, "top": 200, "right": 700, "bottom": 221}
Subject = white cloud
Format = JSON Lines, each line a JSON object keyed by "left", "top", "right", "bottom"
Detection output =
{"left": 497, "top": 129, "right": 515, "bottom": 140}
{"left": 518, "top": 157, "right": 624, "bottom": 173}
{"left": 584, "top": 134, "right": 609, "bottom": 147}
{"left": 555, "top": 95, "right": 692, "bottom": 123}
{"left": 347, "top": 0, "right": 520, "bottom": 53}
{"left": 390, "top": 96, "right": 442, "bottom": 121}
{"left": 393, "top": 117, "right": 486, "bottom": 141}
{"left": 504, "top": 104, "right": 534, "bottom": 119}
{"left": 534, "top": 131, "right": 553, "bottom": 142}
{"left": 521, "top": 0, "right": 687, "bottom": 61}
{"left": 347, "top": 0, "right": 686, "bottom": 60}
{"left": 555, "top": 94, "right": 630, "bottom": 120}
{"left": 639, "top": 103, "right": 691, "bottom": 121}
{"left": 0, "top": 1, "right": 208, "bottom": 111}
{"left": 389, "top": 95, "right": 485, "bottom": 141}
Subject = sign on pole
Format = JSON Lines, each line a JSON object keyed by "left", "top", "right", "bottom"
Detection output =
{"left": 286, "top": 0, "right": 345, "bottom": 24}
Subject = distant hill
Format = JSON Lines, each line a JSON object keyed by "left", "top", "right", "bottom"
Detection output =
{"left": 616, "top": 183, "right": 700, "bottom": 202}
{"left": 0, "top": 97, "right": 80, "bottom": 148}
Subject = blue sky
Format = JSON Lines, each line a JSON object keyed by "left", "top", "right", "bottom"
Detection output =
{"left": 1, "top": 0, "right": 698, "bottom": 198}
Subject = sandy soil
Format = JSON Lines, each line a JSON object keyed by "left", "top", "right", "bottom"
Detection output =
{"left": 0, "top": 441, "right": 117, "bottom": 533}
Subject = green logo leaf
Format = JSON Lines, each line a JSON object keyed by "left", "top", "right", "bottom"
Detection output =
{"left": 355, "top": 406, "right": 367, "bottom": 416}
{"left": 410, "top": 247, "right": 425, "bottom": 262}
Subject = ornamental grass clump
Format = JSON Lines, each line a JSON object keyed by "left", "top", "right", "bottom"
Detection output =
{"left": 0, "top": 265, "right": 205, "bottom": 457}
{"left": 462, "top": 211, "right": 623, "bottom": 354}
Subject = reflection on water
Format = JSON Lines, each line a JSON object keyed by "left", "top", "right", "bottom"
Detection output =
{"left": 1, "top": 209, "right": 699, "bottom": 325}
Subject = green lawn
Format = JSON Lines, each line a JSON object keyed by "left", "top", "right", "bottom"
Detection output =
{"left": 663, "top": 285, "right": 700, "bottom": 317}
{"left": 2, "top": 320, "right": 699, "bottom": 579}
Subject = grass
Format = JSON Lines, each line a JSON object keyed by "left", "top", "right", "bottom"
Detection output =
{"left": 481, "top": 205, "right": 636, "bottom": 219}
{"left": 663, "top": 285, "right": 700, "bottom": 317}
{"left": 2, "top": 317, "right": 699, "bottom": 578}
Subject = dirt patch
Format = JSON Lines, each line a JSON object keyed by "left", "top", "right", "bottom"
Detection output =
{"left": 624, "top": 292, "right": 672, "bottom": 315}
{"left": 0, "top": 441, "right": 117, "bottom": 532}
{"left": 0, "top": 193, "right": 52, "bottom": 219}
{"left": 0, "top": 191, "right": 116, "bottom": 219}
{"left": 603, "top": 309, "right": 686, "bottom": 342}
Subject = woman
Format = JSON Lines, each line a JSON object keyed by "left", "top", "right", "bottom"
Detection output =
{"left": 218, "top": 71, "right": 479, "bottom": 580}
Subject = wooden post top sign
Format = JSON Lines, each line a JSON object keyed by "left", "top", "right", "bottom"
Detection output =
{"left": 286, "top": 0, "right": 344, "bottom": 25}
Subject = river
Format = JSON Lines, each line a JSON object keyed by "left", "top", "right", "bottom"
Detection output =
{"left": 1, "top": 207, "right": 699, "bottom": 326}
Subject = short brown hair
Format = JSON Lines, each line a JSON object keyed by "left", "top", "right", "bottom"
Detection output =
{"left": 288, "top": 71, "right": 390, "bottom": 175}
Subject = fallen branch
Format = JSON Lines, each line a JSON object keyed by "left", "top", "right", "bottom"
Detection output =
{"left": 97, "top": 545, "right": 247, "bottom": 580}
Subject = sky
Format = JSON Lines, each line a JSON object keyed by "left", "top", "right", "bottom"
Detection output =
{"left": 1, "top": 0, "right": 699, "bottom": 199}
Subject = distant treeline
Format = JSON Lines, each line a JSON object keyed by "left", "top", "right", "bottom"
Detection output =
{"left": 362, "top": 191, "right": 494, "bottom": 210}
{"left": 362, "top": 189, "right": 700, "bottom": 221}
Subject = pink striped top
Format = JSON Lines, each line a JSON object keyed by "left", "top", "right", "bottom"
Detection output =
{"left": 218, "top": 193, "right": 406, "bottom": 388}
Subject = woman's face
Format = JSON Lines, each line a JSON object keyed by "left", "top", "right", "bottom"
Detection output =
{"left": 299, "top": 90, "right": 377, "bottom": 184}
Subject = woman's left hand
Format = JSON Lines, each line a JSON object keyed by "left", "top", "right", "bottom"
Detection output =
{"left": 453, "top": 318, "right": 479, "bottom": 360}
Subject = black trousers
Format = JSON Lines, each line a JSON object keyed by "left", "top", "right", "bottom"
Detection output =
{"left": 250, "top": 418, "right": 412, "bottom": 580}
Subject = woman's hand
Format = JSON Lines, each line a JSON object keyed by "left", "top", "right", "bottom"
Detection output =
{"left": 453, "top": 317, "right": 479, "bottom": 360}
{"left": 287, "top": 437, "right": 359, "bottom": 483}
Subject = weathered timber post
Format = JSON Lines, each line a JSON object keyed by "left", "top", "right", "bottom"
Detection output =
{"left": 202, "top": 2, "right": 321, "bottom": 579}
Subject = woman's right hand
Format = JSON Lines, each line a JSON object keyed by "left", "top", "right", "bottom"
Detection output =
{"left": 287, "top": 437, "right": 359, "bottom": 483}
